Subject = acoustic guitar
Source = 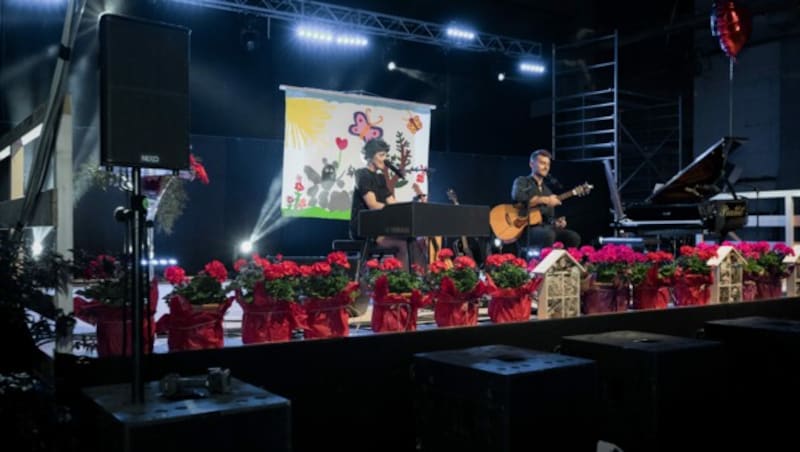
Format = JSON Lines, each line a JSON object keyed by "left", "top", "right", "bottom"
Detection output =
{"left": 445, "top": 188, "right": 473, "bottom": 259}
{"left": 489, "top": 182, "right": 594, "bottom": 244}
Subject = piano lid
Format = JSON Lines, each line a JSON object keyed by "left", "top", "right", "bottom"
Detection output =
{"left": 646, "top": 136, "right": 746, "bottom": 204}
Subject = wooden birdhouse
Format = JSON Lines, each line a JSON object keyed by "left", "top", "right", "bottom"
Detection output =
{"left": 783, "top": 245, "right": 800, "bottom": 297}
{"left": 531, "top": 250, "right": 585, "bottom": 320}
{"left": 706, "top": 245, "right": 746, "bottom": 304}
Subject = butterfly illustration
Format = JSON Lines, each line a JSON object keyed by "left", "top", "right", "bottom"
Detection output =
{"left": 348, "top": 108, "right": 384, "bottom": 142}
{"left": 406, "top": 114, "right": 423, "bottom": 134}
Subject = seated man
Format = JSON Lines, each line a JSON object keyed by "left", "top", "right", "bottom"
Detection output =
{"left": 511, "top": 149, "right": 581, "bottom": 250}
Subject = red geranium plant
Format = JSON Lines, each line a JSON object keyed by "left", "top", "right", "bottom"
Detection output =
{"left": 73, "top": 254, "right": 158, "bottom": 357}
{"left": 229, "top": 254, "right": 305, "bottom": 344}
{"left": 298, "top": 252, "right": 359, "bottom": 339}
{"left": 427, "top": 249, "right": 485, "bottom": 327}
{"left": 363, "top": 257, "right": 425, "bottom": 333}
{"left": 484, "top": 253, "right": 541, "bottom": 323}
{"left": 164, "top": 260, "right": 229, "bottom": 305}
{"left": 159, "top": 260, "right": 232, "bottom": 351}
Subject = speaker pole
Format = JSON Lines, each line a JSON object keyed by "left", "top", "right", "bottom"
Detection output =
{"left": 130, "top": 168, "right": 147, "bottom": 403}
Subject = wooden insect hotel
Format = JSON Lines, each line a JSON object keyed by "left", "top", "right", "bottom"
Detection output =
{"left": 707, "top": 245, "right": 746, "bottom": 304}
{"left": 531, "top": 249, "right": 585, "bottom": 319}
{"left": 784, "top": 245, "right": 800, "bottom": 297}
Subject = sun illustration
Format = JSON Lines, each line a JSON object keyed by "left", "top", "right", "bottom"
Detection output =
{"left": 285, "top": 97, "right": 333, "bottom": 150}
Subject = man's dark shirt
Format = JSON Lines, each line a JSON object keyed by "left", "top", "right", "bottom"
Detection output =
{"left": 511, "top": 175, "right": 555, "bottom": 224}
{"left": 350, "top": 168, "right": 392, "bottom": 239}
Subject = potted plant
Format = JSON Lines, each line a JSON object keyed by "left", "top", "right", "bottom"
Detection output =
{"left": 229, "top": 255, "right": 305, "bottom": 344}
{"left": 673, "top": 243, "right": 718, "bottom": 306}
{"left": 73, "top": 254, "right": 157, "bottom": 357}
{"left": 426, "top": 250, "right": 485, "bottom": 327}
{"left": 484, "top": 253, "right": 541, "bottom": 323}
{"left": 363, "top": 257, "right": 425, "bottom": 333}
{"left": 159, "top": 260, "right": 232, "bottom": 351}
{"left": 628, "top": 251, "right": 676, "bottom": 310}
{"left": 735, "top": 241, "right": 794, "bottom": 300}
{"left": 298, "top": 252, "right": 358, "bottom": 339}
{"left": 582, "top": 244, "right": 640, "bottom": 314}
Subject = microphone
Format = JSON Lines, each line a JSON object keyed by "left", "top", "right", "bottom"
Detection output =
{"left": 384, "top": 161, "right": 405, "bottom": 179}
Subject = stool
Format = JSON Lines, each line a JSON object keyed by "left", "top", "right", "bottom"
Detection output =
{"left": 561, "top": 330, "right": 724, "bottom": 452}
{"left": 413, "top": 345, "right": 598, "bottom": 451}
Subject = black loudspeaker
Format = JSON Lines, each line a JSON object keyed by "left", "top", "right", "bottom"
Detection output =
{"left": 560, "top": 331, "right": 725, "bottom": 452}
{"left": 704, "top": 316, "right": 800, "bottom": 450}
{"left": 412, "top": 345, "right": 598, "bottom": 451}
{"left": 80, "top": 378, "right": 290, "bottom": 452}
{"left": 100, "top": 14, "right": 190, "bottom": 169}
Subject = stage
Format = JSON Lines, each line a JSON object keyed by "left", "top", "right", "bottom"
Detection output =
{"left": 54, "top": 295, "right": 800, "bottom": 452}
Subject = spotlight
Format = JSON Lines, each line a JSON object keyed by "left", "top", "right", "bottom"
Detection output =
{"left": 519, "top": 62, "right": 546, "bottom": 74}
{"left": 446, "top": 26, "right": 476, "bottom": 41}
{"left": 493, "top": 238, "right": 503, "bottom": 249}
{"left": 240, "top": 240, "right": 253, "bottom": 254}
{"left": 31, "top": 241, "right": 43, "bottom": 257}
{"left": 525, "top": 247, "right": 541, "bottom": 259}
{"left": 497, "top": 72, "right": 506, "bottom": 82}
{"left": 387, "top": 61, "right": 396, "bottom": 71}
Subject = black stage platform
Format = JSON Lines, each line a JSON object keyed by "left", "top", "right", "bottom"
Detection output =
{"left": 57, "top": 297, "right": 800, "bottom": 452}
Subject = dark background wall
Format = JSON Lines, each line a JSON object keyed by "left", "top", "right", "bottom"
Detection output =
{"left": 2, "top": 0, "right": 798, "bottom": 270}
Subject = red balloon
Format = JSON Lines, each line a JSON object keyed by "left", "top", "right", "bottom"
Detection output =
{"left": 711, "top": 1, "right": 753, "bottom": 60}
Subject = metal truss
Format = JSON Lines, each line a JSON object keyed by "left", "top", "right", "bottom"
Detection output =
{"left": 172, "top": 0, "right": 543, "bottom": 57}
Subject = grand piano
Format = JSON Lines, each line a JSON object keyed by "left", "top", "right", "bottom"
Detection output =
{"left": 620, "top": 136, "right": 748, "bottom": 237}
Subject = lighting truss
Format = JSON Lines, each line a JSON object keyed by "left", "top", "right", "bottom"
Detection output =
{"left": 171, "top": 0, "right": 543, "bottom": 57}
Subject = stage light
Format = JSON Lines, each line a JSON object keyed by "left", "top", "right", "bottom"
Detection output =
{"left": 525, "top": 247, "right": 541, "bottom": 259}
{"left": 497, "top": 72, "right": 506, "bottom": 82}
{"left": 387, "top": 61, "right": 397, "bottom": 71}
{"left": 31, "top": 241, "right": 43, "bottom": 257}
{"left": 493, "top": 238, "right": 503, "bottom": 249}
{"left": 446, "top": 26, "right": 476, "bottom": 41}
{"left": 240, "top": 240, "right": 253, "bottom": 254}
{"left": 519, "top": 61, "right": 546, "bottom": 74}
{"left": 297, "top": 25, "right": 367, "bottom": 47}
{"left": 141, "top": 259, "right": 149, "bottom": 266}
{"left": 159, "top": 259, "right": 168, "bottom": 266}
{"left": 168, "top": 258, "right": 178, "bottom": 265}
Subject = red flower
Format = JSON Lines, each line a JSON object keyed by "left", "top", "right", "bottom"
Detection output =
{"left": 411, "top": 263, "right": 424, "bottom": 275}
{"left": 233, "top": 258, "right": 247, "bottom": 272}
{"left": 189, "top": 154, "right": 210, "bottom": 184}
{"left": 454, "top": 256, "right": 476, "bottom": 269}
{"left": 326, "top": 251, "right": 350, "bottom": 269}
{"left": 298, "top": 265, "right": 314, "bottom": 277}
{"left": 366, "top": 259, "right": 380, "bottom": 269}
{"left": 295, "top": 181, "right": 304, "bottom": 191}
{"left": 287, "top": 196, "right": 295, "bottom": 204}
{"left": 275, "top": 254, "right": 283, "bottom": 262}
{"left": 164, "top": 266, "right": 187, "bottom": 285}
{"left": 84, "top": 254, "right": 117, "bottom": 279}
{"left": 204, "top": 260, "right": 228, "bottom": 283}
{"left": 437, "top": 248, "right": 454, "bottom": 260}
{"left": 429, "top": 260, "right": 449, "bottom": 274}
{"left": 416, "top": 173, "right": 425, "bottom": 183}
{"left": 380, "top": 257, "right": 403, "bottom": 271}
{"left": 311, "top": 262, "right": 332, "bottom": 276}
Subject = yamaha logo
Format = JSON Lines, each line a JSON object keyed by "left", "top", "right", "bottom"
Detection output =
{"left": 140, "top": 154, "right": 160, "bottom": 163}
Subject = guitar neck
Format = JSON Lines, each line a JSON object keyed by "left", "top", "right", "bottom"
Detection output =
{"left": 556, "top": 189, "right": 579, "bottom": 202}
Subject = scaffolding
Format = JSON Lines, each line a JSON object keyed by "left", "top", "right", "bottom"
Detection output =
{"left": 173, "top": 0, "right": 542, "bottom": 57}
{"left": 552, "top": 31, "right": 682, "bottom": 204}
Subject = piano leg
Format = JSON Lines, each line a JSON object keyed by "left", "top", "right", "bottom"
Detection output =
{"left": 406, "top": 238, "right": 415, "bottom": 272}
